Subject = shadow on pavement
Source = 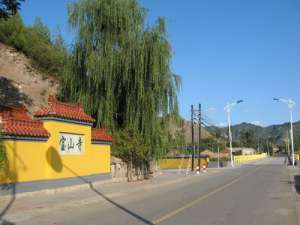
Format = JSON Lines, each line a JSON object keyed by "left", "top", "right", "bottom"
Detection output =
{"left": 0, "top": 219, "right": 15, "bottom": 225}
{"left": 294, "top": 175, "right": 300, "bottom": 195}
{"left": 46, "top": 148, "right": 154, "bottom": 225}
{"left": 88, "top": 181, "right": 154, "bottom": 225}
{"left": 65, "top": 164, "right": 155, "bottom": 225}
{"left": 0, "top": 184, "right": 16, "bottom": 225}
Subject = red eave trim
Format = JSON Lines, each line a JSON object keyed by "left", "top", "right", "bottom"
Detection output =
{"left": 91, "top": 128, "right": 113, "bottom": 142}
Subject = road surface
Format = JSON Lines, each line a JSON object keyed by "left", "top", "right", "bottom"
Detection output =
{"left": 4, "top": 157, "right": 299, "bottom": 225}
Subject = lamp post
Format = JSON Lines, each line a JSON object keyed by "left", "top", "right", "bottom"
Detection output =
{"left": 224, "top": 100, "right": 244, "bottom": 167}
{"left": 191, "top": 104, "right": 202, "bottom": 172}
{"left": 274, "top": 98, "right": 296, "bottom": 166}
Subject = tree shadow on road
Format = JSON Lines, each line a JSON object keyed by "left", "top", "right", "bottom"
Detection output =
{"left": 46, "top": 147, "right": 155, "bottom": 225}
{"left": 66, "top": 165, "right": 155, "bottom": 225}
{"left": 293, "top": 175, "right": 300, "bottom": 195}
{"left": 0, "top": 183, "right": 16, "bottom": 225}
{"left": 0, "top": 219, "right": 15, "bottom": 225}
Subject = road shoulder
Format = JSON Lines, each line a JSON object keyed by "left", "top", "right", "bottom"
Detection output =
{"left": 288, "top": 166, "right": 300, "bottom": 225}
{"left": 0, "top": 168, "right": 225, "bottom": 224}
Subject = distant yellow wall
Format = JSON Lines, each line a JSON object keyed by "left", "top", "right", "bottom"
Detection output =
{"left": 0, "top": 120, "right": 111, "bottom": 184}
{"left": 159, "top": 158, "right": 207, "bottom": 170}
{"left": 233, "top": 153, "right": 267, "bottom": 164}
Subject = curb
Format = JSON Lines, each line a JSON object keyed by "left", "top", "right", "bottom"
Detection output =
{"left": 0, "top": 171, "right": 165, "bottom": 200}
{"left": 0, "top": 177, "right": 127, "bottom": 201}
{"left": 0, "top": 172, "right": 163, "bottom": 200}
{"left": 287, "top": 167, "right": 300, "bottom": 225}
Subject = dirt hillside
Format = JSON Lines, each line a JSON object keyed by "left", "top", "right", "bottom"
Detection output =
{"left": 0, "top": 43, "right": 59, "bottom": 114}
{"left": 183, "top": 120, "right": 212, "bottom": 143}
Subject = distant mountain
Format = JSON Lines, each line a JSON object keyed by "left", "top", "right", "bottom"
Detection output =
{"left": 219, "top": 122, "right": 262, "bottom": 138}
{"left": 216, "top": 121, "right": 300, "bottom": 145}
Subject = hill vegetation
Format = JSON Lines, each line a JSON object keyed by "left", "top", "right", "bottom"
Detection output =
{"left": 0, "top": 14, "right": 67, "bottom": 76}
{"left": 216, "top": 122, "right": 300, "bottom": 153}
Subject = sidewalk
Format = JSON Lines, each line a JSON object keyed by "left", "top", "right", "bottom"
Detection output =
{"left": 0, "top": 168, "right": 223, "bottom": 224}
{"left": 288, "top": 166, "right": 300, "bottom": 225}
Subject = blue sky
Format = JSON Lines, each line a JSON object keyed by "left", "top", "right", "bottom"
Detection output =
{"left": 20, "top": 0, "right": 300, "bottom": 127}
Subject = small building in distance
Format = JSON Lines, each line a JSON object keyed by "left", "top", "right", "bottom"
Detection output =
{"left": 229, "top": 147, "right": 257, "bottom": 156}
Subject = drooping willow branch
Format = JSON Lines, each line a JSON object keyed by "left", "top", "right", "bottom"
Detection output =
{"left": 60, "top": 0, "right": 181, "bottom": 159}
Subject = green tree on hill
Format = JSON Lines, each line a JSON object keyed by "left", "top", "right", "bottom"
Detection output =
{"left": 32, "top": 17, "right": 51, "bottom": 43}
{"left": 0, "top": 0, "right": 24, "bottom": 19}
{"left": 240, "top": 129, "right": 256, "bottom": 148}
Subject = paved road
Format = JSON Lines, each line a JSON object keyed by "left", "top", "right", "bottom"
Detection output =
{"left": 4, "top": 157, "right": 299, "bottom": 225}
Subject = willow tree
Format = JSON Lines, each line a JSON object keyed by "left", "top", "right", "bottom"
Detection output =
{"left": 60, "top": 0, "right": 181, "bottom": 163}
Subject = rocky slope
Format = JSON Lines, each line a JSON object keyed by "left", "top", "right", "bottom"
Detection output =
{"left": 0, "top": 43, "right": 59, "bottom": 114}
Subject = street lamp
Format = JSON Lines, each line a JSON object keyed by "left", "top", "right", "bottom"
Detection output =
{"left": 273, "top": 98, "right": 296, "bottom": 166}
{"left": 224, "top": 100, "right": 244, "bottom": 167}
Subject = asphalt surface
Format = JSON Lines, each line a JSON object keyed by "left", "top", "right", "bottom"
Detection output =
{"left": 2, "top": 157, "right": 298, "bottom": 225}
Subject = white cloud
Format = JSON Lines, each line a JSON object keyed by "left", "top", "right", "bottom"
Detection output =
{"left": 252, "top": 121, "right": 262, "bottom": 126}
{"left": 242, "top": 109, "right": 249, "bottom": 113}
{"left": 217, "top": 122, "right": 227, "bottom": 127}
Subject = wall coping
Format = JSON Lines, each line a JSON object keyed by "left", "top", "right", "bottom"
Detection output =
{"left": 0, "top": 135, "right": 49, "bottom": 142}
{"left": 36, "top": 116, "right": 93, "bottom": 126}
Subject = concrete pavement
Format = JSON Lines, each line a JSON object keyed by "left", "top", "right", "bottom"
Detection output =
{"left": 1, "top": 157, "right": 298, "bottom": 225}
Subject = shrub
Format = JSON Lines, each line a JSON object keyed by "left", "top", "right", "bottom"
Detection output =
{"left": 0, "top": 14, "right": 67, "bottom": 77}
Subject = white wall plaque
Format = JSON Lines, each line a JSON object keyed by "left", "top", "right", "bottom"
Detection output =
{"left": 59, "top": 133, "right": 84, "bottom": 155}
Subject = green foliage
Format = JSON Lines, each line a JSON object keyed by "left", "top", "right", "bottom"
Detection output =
{"left": 162, "top": 114, "right": 185, "bottom": 153}
{"left": 60, "top": 0, "right": 181, "bottom": 162}
{"left": 0, "top": 0, "right": 24, "bottom": 19}
{"left": 200, "top": 138, "right": 218, "bottom": 151}
{"left": 32, "top": 17, "right": 51, "bottom": 42}
{"left": 0, "top": 13, "right": 26, "bottom": 49}
{"left": 112, "top": 129, "right": 149, "bottom": 163}
{"left": 0, "top": 14, "right": 68, "bottom": 76}
{"left": 240, "top": 129, "right": 256, "bottom": 148}
{"left": 209, "top": 157, "right": 229, "bottom": 162}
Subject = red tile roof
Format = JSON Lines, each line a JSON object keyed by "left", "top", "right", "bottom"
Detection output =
{"left": 0, "top": 106, "right": 50, "bottom": 138}
{"left": 34, "top": 96, "right": 95, "bottom": 123}
{"left": 92, "top": 128, "right": 113, "bottom": 142}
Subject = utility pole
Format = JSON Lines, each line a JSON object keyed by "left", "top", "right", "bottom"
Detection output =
{"left": 218, "top": 145, "right": 220, "bottom": 168}
{"left": 191, "top": 104, "right": 195, "bottom": 171}
{"left": 198, "top": 104, "right": 202, "bottom": 172}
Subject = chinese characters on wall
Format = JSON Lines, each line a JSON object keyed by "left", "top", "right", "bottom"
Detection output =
{"left": 59, "top": 133, "right": 84, "bottom": 154}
